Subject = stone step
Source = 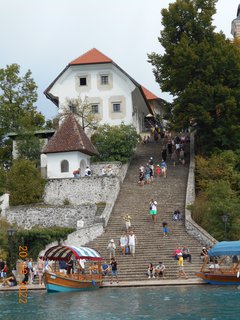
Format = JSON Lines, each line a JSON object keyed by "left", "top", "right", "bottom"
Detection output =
{"left": 84, "top": 139, "right": 203, "bottom": 279}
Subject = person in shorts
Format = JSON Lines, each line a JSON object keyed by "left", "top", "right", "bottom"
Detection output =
{"left": 149, "top": 200, "right": 157, "bottom": 224}
{"left": 162, "top": 222, "right": 168, "bottom": 237}
{"left": 110, "top": 258, "right": 118, "bottom": 284}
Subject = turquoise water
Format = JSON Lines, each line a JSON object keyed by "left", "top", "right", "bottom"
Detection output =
{"left": 1, "top": 285, "right": 240, "bottom": 319}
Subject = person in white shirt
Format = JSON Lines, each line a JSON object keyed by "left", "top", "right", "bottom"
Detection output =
{"left": 119, "top": 232, "right": 128, "bottom": 255}
{"left": 107, "top": 239, "right": 116, "bottom": 259}
{"left": 85, "top": 166, "right": 91, "bottom": 176}
{"left": 128, "top": 230, "right": 137, "bottom": 257}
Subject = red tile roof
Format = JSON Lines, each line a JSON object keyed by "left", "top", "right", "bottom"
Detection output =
{"left": 43, "top": 114, "right": 99, "bottom": 156}
{"left": 140, "top": 86, "right": 158, "bottom": 100}
{"left": 69, "top": 48, "right": 112, "bottom": 65}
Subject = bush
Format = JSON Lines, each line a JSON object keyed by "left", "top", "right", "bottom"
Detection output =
{"left": 192, "top": 180, "right": 240, "bottom": 240}
{"left": 7, "top": 159, "right": 46, "bottom": 205}
{"left": 0, "top": 167, "right": 7, "bottom": 196}
{"left": 91, "top": 123, "right": 140, "bottom": 163}
{"left": 16, "top": 227, "right": 75, "bottom": 259}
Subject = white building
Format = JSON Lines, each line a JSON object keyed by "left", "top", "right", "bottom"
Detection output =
{"left": 42, "top": 114, "right": 98, "bottom": 179}
{"left": 44, "top": 48, "right": 164, "bottom": 133}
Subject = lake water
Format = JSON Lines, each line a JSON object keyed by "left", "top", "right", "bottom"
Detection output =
{"left": 1, "top": 285, "right": 240, "bottom": 320}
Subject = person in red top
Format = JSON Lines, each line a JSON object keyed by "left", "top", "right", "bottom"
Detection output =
{"left": 173, "top": 247, "right": 182, "bottom": 260}
{"left": 155, "top": 164, "right": 161, "bottom": 177}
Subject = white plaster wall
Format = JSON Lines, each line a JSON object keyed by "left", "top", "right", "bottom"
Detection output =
{"left": 48, "top": 63, "right": 145, "bottom": 128}
{"left": 46, "top": 151, "right": 90, "bottom": 179}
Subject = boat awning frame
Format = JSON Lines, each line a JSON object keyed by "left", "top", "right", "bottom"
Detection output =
{"left": 208, "top": 241, "right": 240, "bottom": 257}
{"left": 44, "top": 245, "right": 102, "bottom": 261}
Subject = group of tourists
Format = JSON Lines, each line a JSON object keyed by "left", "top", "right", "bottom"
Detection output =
{"left": 138, "top": 158, "right": 167, "bottom": 186}
{"left": 107, "top": 229, "right": 137, "bottom": 259}
{"left": 0, "top": 256, "right": 49, "bottom": 288}
{"left": 101, "top": 165, "right": 113, "bottom": 176}
{"left": 147, "top": 262, "right": 166, "bottom": 279}
{"left": 73, "top": 166, "right": 92, "bottom": 178}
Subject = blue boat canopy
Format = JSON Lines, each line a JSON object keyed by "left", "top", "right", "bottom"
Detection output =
{"left": 44, "top": 245, "right": 102, "bottom": 261}
{"left": 208, "top": 241, "right": 240, "bottom": 257}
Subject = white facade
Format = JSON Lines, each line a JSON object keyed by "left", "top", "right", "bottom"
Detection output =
{"left": 47, "top": 63, "right": 149, "bottom": 133}
{"left": 46, "top": 151, "right": 90, "bottom": 179}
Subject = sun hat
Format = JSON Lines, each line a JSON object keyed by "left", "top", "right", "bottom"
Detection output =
{"left": 178, "top": 252, "right": 182, "bottom": 256}
{"left": 154, "top": 201, "right": 157, "bottom": 205}
{"left": 110, "top": 239, "right": 114, "bottom": 242}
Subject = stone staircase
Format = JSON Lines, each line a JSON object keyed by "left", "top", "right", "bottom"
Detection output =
{"left": 87, "top": 139, "right": 203, "bottom": 281}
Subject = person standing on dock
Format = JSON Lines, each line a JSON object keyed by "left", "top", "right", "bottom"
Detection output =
{"left": 110, "top": 258, "right": 119, "bottom": 284}
{"left": 177, "top": 253, "right": 188, "bottom": 279}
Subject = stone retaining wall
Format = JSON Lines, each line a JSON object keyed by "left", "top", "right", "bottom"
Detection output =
{"left": 2, "top": 161, "right": 129, "bottom": 239}
{"left": 5, "top": 204, "right": 97, "bottom": 229}
{"left": 185, "top": 132, "right": 217, "bottom": 246}
{"left": 44, "top": 163, "right": 128, "bottom": 206}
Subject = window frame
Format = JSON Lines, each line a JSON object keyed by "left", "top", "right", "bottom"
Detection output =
{"left": 100, "top": 75, "right": 109, "bottom": 85}
{"left": 61, "top": 160, "right": 69, "bottom": 173}
{"left": 79, "top": 77, "right": 87, "bottom": 86}
{"left": 91, "top": 104, "right": 99, "bottom": 114}
{"left": 112, "top": 103, "right": 121, "bottom": 113}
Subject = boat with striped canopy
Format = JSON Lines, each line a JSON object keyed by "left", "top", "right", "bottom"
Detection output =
{"left": 43, "top": 245, "right": 103, "bottom": 292}
{"left": 196, "top": 241, "right": 240, "bottom": 285}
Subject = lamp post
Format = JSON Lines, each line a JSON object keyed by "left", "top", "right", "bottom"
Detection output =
{"left": 221, "top": 214, "right": 228, "bottom": 240}
{"left": 7, "top": 228, "right": 16, "bottom": 271}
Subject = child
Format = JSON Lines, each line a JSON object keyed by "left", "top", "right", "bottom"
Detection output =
{"left": 155, "top": 164, "right": 161, "bottom": 177}
{"left": 161, "top": 160, "right": 167, "bottom": 178}
{"left": 162, "top": 222, "right": 168, "bottom": 237}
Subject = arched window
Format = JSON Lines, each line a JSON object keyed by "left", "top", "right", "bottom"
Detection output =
{"left": 61, "top": 160, "right": 69, "bottom": 172}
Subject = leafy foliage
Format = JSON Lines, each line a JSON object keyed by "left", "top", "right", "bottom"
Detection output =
{"left": 16, "top": 132, "right": 44, "bottom": 164}
{"left": 7, "top": 159, "right": 46, "bottom": 205}
{"left": 0, "top": 64, "right": 45, "bottom": 137}
{"left": 0, "top": 218, "right": 10, "bottom": 260}
{"left": 0, "top": 167, "right": 7, "bottom": 196}
{"left": 148, "top": 0, "right": 240, "bottom": 152}
{"left": 15, "top": 227, "right": 75, "bottom": 259}
{"left": 61, "top": 97, "right": 99, "bottom": 131}
{"left": 193, "top": 150, "right": 240, "bottom": 240}
{"left": 91, "top": 124, "right": 140, "bottom": 163}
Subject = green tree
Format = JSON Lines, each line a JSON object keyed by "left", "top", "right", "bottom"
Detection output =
{"left": 0, "top": 167, "right": 7, "bottom": 195}
{"left": 7, "top": 159, "right": 46, "bottom": 206}
{"left": 91, "top": 124, "right": 140, "bottom": 163}
{"left": 192, "top": 180, "right": 240, "bottom": 240}
{"left": 0, "top": 218, "right": 10, "bottom": 261}
{"left": 16, "top": 227, "right": 75, "bottom": 259}
{"left": 148, "top": 0, "right": 240, "bottom": 152}
{"left": 0, "top": 64, "right": 45, "bottom": 137}
{"left": 16, "top": 132, "right": 44, "bottom": 164}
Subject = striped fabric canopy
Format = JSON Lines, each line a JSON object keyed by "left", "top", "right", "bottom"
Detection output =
{"left": 44, "top": 245, "right": 102, "bottom": 261}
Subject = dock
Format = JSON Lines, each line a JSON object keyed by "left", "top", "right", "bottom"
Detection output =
{"left": 0, "top": 278, "right": 205, "bottom": 291}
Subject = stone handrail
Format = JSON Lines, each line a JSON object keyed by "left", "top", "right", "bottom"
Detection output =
{"left": 185, "top": 132, "right": 217, "bottom": 247}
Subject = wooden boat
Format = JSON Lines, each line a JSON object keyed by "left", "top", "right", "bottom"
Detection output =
{"left": 43, "top": 245, "right": 103, "bottom": 292}
{"left": 196, "top": 241, "right": 240, "bottom": 285}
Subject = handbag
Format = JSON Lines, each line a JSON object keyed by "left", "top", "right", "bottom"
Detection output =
{"left": 125, "top": 246, "right": 130, "bottom": 254}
